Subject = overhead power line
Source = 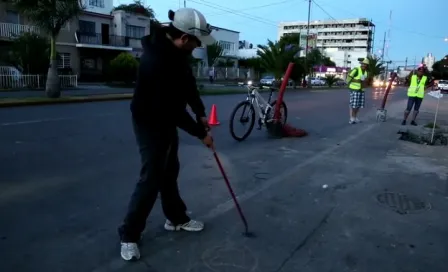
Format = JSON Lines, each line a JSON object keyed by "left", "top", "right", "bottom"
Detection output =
{"left": 206, "top": 0, "right": 295, "bottom": 17}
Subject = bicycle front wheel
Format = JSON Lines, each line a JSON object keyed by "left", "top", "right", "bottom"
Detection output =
{"left": 229, "top": 101, "right": 256, "bottom": 141}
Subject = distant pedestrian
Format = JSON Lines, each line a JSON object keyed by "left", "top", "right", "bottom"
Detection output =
{"left": 346, "top": 58, "right": 369, "bottom": 124}
{"left": 209, "top": 68, "right": 214, "bottom": 84}
{"left": 401, "top": 64, "right": 434, "bottom": 126}
{"left": 119, "top": 8, "right": 216, "bottom": 262}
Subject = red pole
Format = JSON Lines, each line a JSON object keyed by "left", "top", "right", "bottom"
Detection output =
{"left": 273, "top": 62, "right": 295, "bottom": 120}
{"left": 380, "top": 72, "right": 397, "bottom": 110}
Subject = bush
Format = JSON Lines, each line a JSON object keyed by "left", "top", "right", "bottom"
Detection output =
{"left": 325, "top": 74, "right": 337, "bottom": 87}
{"left": 424, "top": 122, "right": 440, "bottom": 129}
{"left": 109, "top": 52, "right": 139, "bottom": 84}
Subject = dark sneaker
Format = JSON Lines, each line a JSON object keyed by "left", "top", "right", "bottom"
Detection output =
{"left": 401, "top": 120, "right": 406, "bottom": 126}
{"left": 411, "top": 121, "right": 417, "bottom": 126}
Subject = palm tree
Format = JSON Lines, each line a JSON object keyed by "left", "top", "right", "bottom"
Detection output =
{"left": 206, "top": 42, "right": 223, "bottom": 67}
{"left": 12, "top": 0, "right": 84, "bottom": 98}
{"left": 257, "top": 39, "right": 299, "bottom": 81}
{"left": 365, "top": 55, "right": 384, "bottom": 78}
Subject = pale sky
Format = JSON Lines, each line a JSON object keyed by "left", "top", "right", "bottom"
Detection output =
{"left": 115, "top": 0, "right": 448, "bottom": 66}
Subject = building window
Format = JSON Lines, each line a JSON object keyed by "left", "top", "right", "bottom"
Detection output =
{"left": 126, "top": 25, "right": 145, "bottom": 39}
{"left": 58, "top": 53, "right": 71, "bottom": 69}
{"left": 6, "top": 10, "right": 19, "bottom": 24}
{"left": 89, "top": 0, "right": 105, "bottom": 8}
{"left": 219, "top": 41, "right": 234, "bottom": 52}
{"left": 79, "top": 20, "right": 96, "bottom": 34}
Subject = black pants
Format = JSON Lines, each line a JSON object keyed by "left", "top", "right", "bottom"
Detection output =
{"left": 406, "top": 97, "right": 423, "bottom": 112}
{"left": 119, "top": 119, "right": 190, "bottom": 242}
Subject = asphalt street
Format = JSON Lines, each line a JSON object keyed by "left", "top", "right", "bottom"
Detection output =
{"left": 0, "top": 87, "right": 417, "bottom": 272}
{"left": 0, "top": 84, "right": 244, "bottom": 99}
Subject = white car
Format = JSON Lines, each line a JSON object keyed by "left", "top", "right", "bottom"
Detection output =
{"left": 437, "top": 80, "right": 448, "bottom": 93}
{"left": 309, "top": 77, "right": 325, "bottom": 86}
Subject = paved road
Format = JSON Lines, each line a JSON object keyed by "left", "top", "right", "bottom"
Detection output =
{"left": 2, "top": 87, "right": 433, "bottom": 272}
{"left": 0, "top": 84, "right": 245, "bottom": 99}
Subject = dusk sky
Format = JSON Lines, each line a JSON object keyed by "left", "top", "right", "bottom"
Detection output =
{"left": 115, "top": 0, "right": 448, "bottom": 66}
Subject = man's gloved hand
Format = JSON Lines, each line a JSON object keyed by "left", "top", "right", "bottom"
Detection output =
{"left": 198, "top": 116, "right": 211, "bottom": 132}
{"left": 201, "top": 132, "right": 214, "bottom": 149}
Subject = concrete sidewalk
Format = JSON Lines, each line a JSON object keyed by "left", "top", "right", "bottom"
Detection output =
{"left": 92, "top": 103, "right": 448, "bottom": 272}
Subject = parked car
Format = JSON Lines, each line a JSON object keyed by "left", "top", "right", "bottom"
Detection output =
{"left": 308, "top": 77, "right": 325, "bottom": 86}
{"left": 437, "top": 80, "right": 448, "bottom": 93}
{"left": 260, "top": 75, "right": 276, "bottom": 86}
{"left": 259, "top": 75, "right": 293, "bottom": 86}
{"left": 335, "top": 78, "right": 346, "bottom": 86}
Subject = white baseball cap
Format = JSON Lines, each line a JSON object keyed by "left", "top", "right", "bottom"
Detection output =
{"left": 168, "top": 8, "right": 216, "bottom": 46}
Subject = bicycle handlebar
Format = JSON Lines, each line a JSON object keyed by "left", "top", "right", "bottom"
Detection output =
{"left": 247, "top": 85, "right": 278, "bottom": 92}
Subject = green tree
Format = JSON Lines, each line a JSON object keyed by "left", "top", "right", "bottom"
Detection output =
{"left": 12, "top": 0, "right": 84, "bottom": 98}
{"left": 9, "top": 32, "right": 49, "bottom": 74}
{"left": 325, "top": 74, "right": 337, "bottom": 87}
{"left": 110, "top": 52, "right": 139, "bottom": 84}
{"left": 206, "top": 42, "right": 223, "bottom": 67}
{"left": 432, "top": 56, "right": 448, "bottom": 79}
{"left": 257, "top": 39, "right": 300, "bottom": 81}
{"left": 216, "top": 58, "right": 234, "bottom": 67}
{"left": 365, "top": 55, "right": 384, "bottom": 78}
{"left": 113, "top": 0, "right": 155, "bottom": 18}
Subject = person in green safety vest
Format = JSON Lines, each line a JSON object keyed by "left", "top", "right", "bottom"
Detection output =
{"left": 346, "top": 58, "right": 369, "bottom": 124}
{"left": 401, "top": 64, "right": 434, "bottom": 126}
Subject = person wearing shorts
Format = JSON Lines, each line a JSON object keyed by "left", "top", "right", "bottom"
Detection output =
{"left": 346, "top": 58, "right": 369, "bottom": 124}
{"left": 401, "top": 65, "right": 433, "bottom": 126}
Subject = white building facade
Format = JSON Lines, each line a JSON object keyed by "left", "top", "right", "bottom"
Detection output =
{"left": 278, "top": 18, "right": 375, "bottom": 69}
{"left": 192, "top": 26, "right": 239, "bottom": 66}
{"left": 423, "top": 53, "right": 435, "bottom": 71}
{"left": 81, "top": 0, "right": 114, "bottom": 15}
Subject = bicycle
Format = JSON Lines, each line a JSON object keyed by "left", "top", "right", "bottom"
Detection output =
{"left": 229, "top": 85, "right": 287, "bottom": 141}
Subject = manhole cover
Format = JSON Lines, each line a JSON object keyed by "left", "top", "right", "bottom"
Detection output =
{"left": 376, "top": 192, "right": 431, "bottom": 214}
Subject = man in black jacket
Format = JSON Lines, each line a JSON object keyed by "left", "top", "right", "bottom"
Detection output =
{"left": 118, "top": 8, "right": 216, "bottom": 261}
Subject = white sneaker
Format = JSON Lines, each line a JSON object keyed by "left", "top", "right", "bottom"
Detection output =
{"left": 164, "top": 219, "right": 204, "bottom": 232}
{"left": 355, "top": 118, "right": 361, "bottom": 123}
{"left": 120, "top": 242, "right": 140, "bottom": 261}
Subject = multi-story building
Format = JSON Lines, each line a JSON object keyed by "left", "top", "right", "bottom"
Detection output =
{"left": 423, "top": 53, "right": 435, "bottom": 71}
{"left": 278, "top": 18, "right": 375, "bottom": 69}
{"left": 0, "top": 0, "right": 151, "bottom": 81}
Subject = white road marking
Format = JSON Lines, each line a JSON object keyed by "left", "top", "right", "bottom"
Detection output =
{"left": 0, "top": 113, "right": 115, "bottom": 126}
{"left": 93, "top": 123, "right": 378, "bottom": 272}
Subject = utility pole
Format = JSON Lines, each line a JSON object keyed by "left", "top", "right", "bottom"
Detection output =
{"left": 184, "top": 0, "right": 186, "bottom": 7}
{"left": 304, "top": 0, "right": 311, "bottom": 84}
{"left": 381, "top": 32, "right": 386, "bottom": 80}
{"left": 404, "top": 57, "right": 408, "bottom": 70}
{"left": 380, "top": 32, "right": 386, "bottom": 60}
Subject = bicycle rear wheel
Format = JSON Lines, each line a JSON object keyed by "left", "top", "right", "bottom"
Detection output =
{"left": 267, "top": 100, "right": 288, "bottom": 125}
{"left": 229, "top": 101, "right": 256, "bottom": 141}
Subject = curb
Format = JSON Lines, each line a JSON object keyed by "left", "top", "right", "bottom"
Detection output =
{"left": 0, "top": 94, "right": 133, "bottom": 108}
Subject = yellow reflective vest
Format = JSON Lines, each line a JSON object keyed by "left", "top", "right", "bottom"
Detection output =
{"left": 348, "top": 67, "right": 368, "bottom": 91}
{"left": 407, "top": 75, "right": 427, "bottom": 98}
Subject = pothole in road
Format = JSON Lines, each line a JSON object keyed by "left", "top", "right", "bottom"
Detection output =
{"left": 376, "top": 191, "right": 431, "bottom": 214}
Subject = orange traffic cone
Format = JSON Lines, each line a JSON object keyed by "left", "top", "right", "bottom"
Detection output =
{"left": 208, "top": 104, "right": 220, "bottom": 125}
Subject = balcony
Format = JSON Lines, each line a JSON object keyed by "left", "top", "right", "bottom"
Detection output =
{"left": 0, "top": 22, "right": 40, "bottom": 40}
{"left": 75, "top": 32, "right": 130, "bottom": 49}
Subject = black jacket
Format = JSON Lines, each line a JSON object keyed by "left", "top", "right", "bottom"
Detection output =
{"left": 130, "top": 26, "right": 207, "bottom": 139}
